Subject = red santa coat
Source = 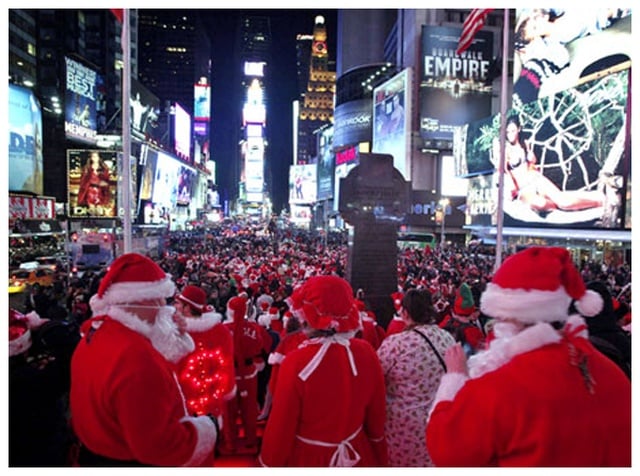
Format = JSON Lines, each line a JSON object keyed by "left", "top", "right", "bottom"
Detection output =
{"left": 177, "top": 314, "right": 236, "bottom": 417}
{"left": 267, "top": 329, "right": 309, "bottom": 396}
{"left": 259, "top": 336, "right": 388, "bottom": 467}
{"left": 426, "top": 316, "right": 631, "bottom": 467}
{"left": 70, "top": 315, "right": 218, "bottom": 466}
{"left": 384, "top": 315, "right": 406, "bottom": 338}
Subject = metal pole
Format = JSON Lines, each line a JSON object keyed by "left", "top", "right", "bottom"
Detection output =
{"left": 494, "top": 8, "right": 510, "bottom": 270}
{"left": 121, "top": 8, "right": 132, "bottom": 253}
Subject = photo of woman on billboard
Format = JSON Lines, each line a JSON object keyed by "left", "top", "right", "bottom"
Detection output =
{"left": 77, "top": 151, "right": 113, "bottom": 208}
{"left": 492, "top": 114, "right": 622, "bottom": 226}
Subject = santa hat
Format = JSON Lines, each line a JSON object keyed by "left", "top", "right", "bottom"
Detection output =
{"left": 256, "top": 293, "right": 274, "bottom": 311}
{"left": 226, "top": 295, "right": 247, "bottom": 322}
{"left": 90, "top": 253, "right": 175, "bottom": 315}
{"left": 453, "top": 283, "right": 476, "bottom": 316}
{"left": 480, "top": 247, "right": 602, "bottom": 324}
{"left": 391, "top": 292, "right": 404, "bottom": 311}
{"left": 288, "top": 275, "right": 360, "bottom": 333}
{"left": 176, "top": 285, "right": 213, "bottom": 315}
{"left": 9, "top": 310, "right": 31, "bottom": 357}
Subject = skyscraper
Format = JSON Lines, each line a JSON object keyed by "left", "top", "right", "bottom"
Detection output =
{"left": 296, "top": 15, "right": 336, "bottom": 165}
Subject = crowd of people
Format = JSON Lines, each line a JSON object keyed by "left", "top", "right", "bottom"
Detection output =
{"left": 8, "top": 220, "right": 632, "bottom": 467}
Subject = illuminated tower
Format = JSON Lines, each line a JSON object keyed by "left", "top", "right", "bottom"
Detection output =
{"left": 296, "top": 15, "right": 336, "bottom": 165}
{"left": 238, "top": 15, "right": 271, "bottom": 216}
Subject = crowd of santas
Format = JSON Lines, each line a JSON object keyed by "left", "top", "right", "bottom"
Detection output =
{"left": 8, "top": 224, "right": 632, "bottom": 467}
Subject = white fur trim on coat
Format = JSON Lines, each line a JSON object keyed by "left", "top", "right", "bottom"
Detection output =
{"left": 480, "top": 283, "right": 573, "bottom": 324}
{"left": 429, "top": 372, "right": 468, "bottom": 419}
{"left": 268, "top": 352, "right": 284, "bottom": 365}
{"left": 184, "top": 313, "right": 222, "bottom": 333}
{"left": 179, "top": 415, "right": 217, "bottom": 466}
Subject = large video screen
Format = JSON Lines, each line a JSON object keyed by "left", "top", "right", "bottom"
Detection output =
{"left": 468, "top": 68, "right": 629, "bottom": 229}
{"left": 65, "top": 57, "right": 100, "bottom": 144}
{"left": 152, "top": 151, "right": 181, "bottom": 209}
{"left": 68, "top": 149, "right": 118, "bottom": 217}
{"left": 177, "top": 165, "right": 196, "bottom": 206}
{"left": 289, "top": 164, "right": 317, "bottom": 205}
{"left": 9, "top": 84, "right": 44, "bottom": 195}
{"left": 513, "top": 9, "right": 631, "bottom": 106}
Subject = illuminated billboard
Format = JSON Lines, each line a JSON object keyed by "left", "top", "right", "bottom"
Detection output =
{"left": 372, "top": 68, "right": 412, "bottom": 180}
{"left": 513, "top": 9, "right": 631, "bottom": 107}
{"left": 464, "top": 68, "right": 629, "bottom": 230}
{"left": 243, "top": 78, "right": 266, "bottom": 125}
{"left": 289, "top": 164, "right": 317, "bottom": 204}
{"left": 244, "top": 61, "right": 266, "bottom": 77}
{"left": 317, "top": 127, "right": 334, "bottom": 201}
{"left": 65, "top": 56, "right": 99, "bottom": 144}
{"left": 177, "top": 165, "right": 196, "bottom": 206}
{"left": 152, "top": 151, "right": 181, "bottom": 209}
{"left": 419, "top": 25, "right": 493, "bottom": 144}
{"left": 194, "top": 82, "right": 211, "bottom": 121}
{"left": 131, "top": 79, "right": 161, "bottom": 141}
{"left": 67, "top": 149, "right": 118, "bottom": 217}
{"left": 173, "top": 102, "right": 191, "bottom": 162}
{"left": 8, "top": 84, "right": 43, "bottom": 195}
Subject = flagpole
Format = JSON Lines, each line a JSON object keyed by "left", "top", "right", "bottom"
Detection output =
{"left": 122, "top": 8, "right": 132, "bottom": 254}
{"left": 494, "top": 8, "right": 509, "bottom": 270}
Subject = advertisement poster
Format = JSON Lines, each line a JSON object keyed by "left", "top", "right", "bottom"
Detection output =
{"left": 289, "top": 164, "right": 317, "bottom": 205}
{"left": 513, "top": 9, "right": 631, "bottom": 107}
{"left": 463, "top": 69, "right": 628, "bottom": 229}
{"left": 373, "top": 68, "right": 411, "bottom": 180}
{"left": 8, "top": 84, "right": 43, "bottom": 195}
{"left": 419, "top": 25, "right": 494, "bottom": 143}
{"left": 68, "top": 149, "right": 118, "bottom": 217}
{"left": 317, "top": 127, "right": 334, "bottom": 201}
{"left": 65, "top": 56, "right": 99, "bottom": 144}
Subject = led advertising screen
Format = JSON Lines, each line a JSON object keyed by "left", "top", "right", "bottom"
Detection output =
{"left": 67, "top": 149, "right": 118, "bottom": 217}
{"left": 317, "top": 127, "right": 335, "bottom": 201}
{"left": 419, "top": 25, "right": 494, "bottom": 144}
{"left": 65, "top": 56, "right": 99, "bottom": 144}
{"left": 131, "top": 79, "right": 161, "bottom": 141}
{"left": 173, "top": 102, "right": 192, "bottom": 162}
{"left": 138, "top": 145, "right": 157, "bottom": 202}
{"left": 497, "top": 69, "right": 628, "bottom": 229}
{"left": 152, "top": 151, "right": 181, "bottom": 209}
{"left": 9, "top": 84, "right": 43, "bottom": 195}
{"left": 513, "top": 9, "right": 631, "bottom": 107}
{"left": 333, "top": 146, "right": 359, "bottom": 213}
{"left": 289, "top": 164, "right": 317, "bottom": 205}
{"left": 441, "top": 155, "right": 468, "bottom": 197}
{"left": 466, "top": 174, "right": 498, "bottom": 228}
{"left": 177, "top": 165, "right": 196, "bottom": 206}
{"left": 194, "top": 83, "right": 211, "bottom": 122}
{"left": 373, "top": 68, "right": 412, "bottom": 180}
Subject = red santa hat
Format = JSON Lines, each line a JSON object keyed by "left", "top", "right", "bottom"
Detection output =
{"left": 90, "top": 253, "right": 175, "bottom": 315}
{"left": 226, "top": 295, "right": 247, "bottom": 322}
{"left": 391, "top": 291, "right": 404, "bottom": 311}
{"left": 9, "top": 310, "right": 31, "bottom": 357}
{"left": 453, "top": 283, "right": 476, "bottom": 317}
{"left": 480, "top": 247, "right": 603, "bottom": 324}
{"left": 256, "top": 293, "right": 274, "bottom": 311}
{"left": 176, "top": 285, "right": 213, "bottom": 315}
{"left": 288, "top": 275, "right": 360, "bottom": 333}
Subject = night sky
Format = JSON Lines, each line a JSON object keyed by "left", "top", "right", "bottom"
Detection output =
{"left": 202, "top": 9, "right": 337, "bottom": 214}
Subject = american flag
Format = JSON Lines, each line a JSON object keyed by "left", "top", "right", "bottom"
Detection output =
{"left": 456, "top": 9, "right": 494, "bottom": 55}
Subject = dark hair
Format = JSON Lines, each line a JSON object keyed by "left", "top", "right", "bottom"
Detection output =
{"left": 401, "top": 288, "right": 437, "bottom": 325}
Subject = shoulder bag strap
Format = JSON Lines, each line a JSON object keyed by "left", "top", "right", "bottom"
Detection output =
{"left": 412, "top": 328, "right": 447, "bottom": 372}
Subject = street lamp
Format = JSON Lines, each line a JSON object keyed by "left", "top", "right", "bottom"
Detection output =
{"left": 439, "top": 198, "right": 450, "bottom": 247}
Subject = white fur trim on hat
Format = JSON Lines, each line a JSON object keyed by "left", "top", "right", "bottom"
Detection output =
{"left": 9, "top": 328, "right": 31, "bottom": 357}
{"left": 184, "top": 312, "right": 223, "bottom": 333}
{"left": 480, "top": 283, "right": 573, "bottom": 324}
{"left": 575, "top": 289, "right": 604, "bottom": 317}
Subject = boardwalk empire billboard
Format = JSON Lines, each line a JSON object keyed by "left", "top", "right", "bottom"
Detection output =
{"left": 420, "top": 25, "right": 494, "bottom": 144}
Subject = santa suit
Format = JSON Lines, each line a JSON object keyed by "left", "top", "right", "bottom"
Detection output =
{"left": 384, "top": 314, "right": 406, "bottom": 338}
{"left": 177, "top": 314, "right": 236, "bottom": 417}
{"left": 224, "top": 318, "right": 265, "bottom": 448}
{"left": 267, "top": 329, "right": 309, "bottom": 396}
{"left": 426, "top": 316, "right": 631, "bottom": 467}
{"left": 359, "top": 316, "right": 383, "bottom": 350}
{"left": 259, "top": 336, "right": 388, "bottom": 467}
{"left": 70, "top": 312, "right": 218, "bottom": 467}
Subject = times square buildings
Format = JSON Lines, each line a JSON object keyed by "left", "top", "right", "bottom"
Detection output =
{"left": 8, "top": 9, "right": 632, "bottom": 266}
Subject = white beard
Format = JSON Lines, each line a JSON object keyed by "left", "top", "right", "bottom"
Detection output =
{"left": 108, "top": 305, "right": 195, "bottom": 364}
